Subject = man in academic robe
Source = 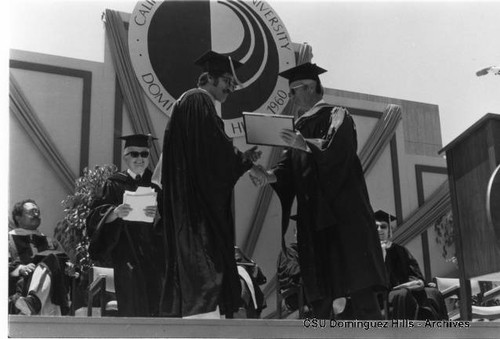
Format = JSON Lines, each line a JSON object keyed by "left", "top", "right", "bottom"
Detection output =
{"left": 376, "top": 210, "right": 448, "bottom": 320}
{"left": 9, "top": 199, "right": 71, "bottom": 316}
{"left": 158, "top": 51, "right": 262, "bottom": 318}
{"left": 87, "top": 134, "right": 163, "bottom": 317}
{"left": 250, "top": 63, "right": 388, "bottom": 319}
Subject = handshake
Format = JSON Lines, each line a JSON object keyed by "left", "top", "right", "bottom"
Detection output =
{"left": 241, "top": 146, "right": 276, "bottom": 187}
{"left": 248, "top": 164, "right": 276, "bottom": 187}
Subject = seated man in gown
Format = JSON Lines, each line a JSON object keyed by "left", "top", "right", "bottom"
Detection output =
{"left": 9, "top": 199, "right": 72, "bottom": 316}
{"left": 376, "top": 210, "right": 448, "bottom": 320}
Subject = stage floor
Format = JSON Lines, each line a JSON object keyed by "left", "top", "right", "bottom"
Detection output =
{"left": 8, "top": 315, "right": 500, "bottom": 338}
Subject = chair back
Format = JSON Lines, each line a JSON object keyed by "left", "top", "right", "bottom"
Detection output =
{"left": 91, "top": 267, "right": 115, "bottom": 293}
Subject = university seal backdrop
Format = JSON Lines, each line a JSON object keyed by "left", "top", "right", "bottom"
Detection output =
{"left": 128, "top": 0, "right": 296, "bottom": 137}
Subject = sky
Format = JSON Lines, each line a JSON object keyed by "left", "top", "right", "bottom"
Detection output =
{"left": 7, "top": 0, "right": 500, "bottom": 146}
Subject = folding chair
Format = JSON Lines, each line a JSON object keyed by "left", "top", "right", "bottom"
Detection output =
{"left": 435, "top": 277, "right": 500, "bottom": 321}
{"left": 86, "top": 266, "right": 117, "bottom": 316}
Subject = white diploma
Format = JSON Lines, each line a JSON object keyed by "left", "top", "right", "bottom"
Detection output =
{"left": 122, "top": 186, "right": 157, "bottom": 223}
{"left": 243, "top": 112, "right": 294, "bottom": 147}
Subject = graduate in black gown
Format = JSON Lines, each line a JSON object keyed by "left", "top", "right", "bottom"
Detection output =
{"left": 87, "top": 134, "right": 163, "bottom": 317}
{"left": 157, "top": 51, "right": 262, "bottom": 318}
{"left": 250, "top": 63, "right": 388, "bottom": 319}
{"left": 376, "top": 210, "right": 448, "bottom": 320}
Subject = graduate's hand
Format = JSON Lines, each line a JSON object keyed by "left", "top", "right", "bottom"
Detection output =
{"left": 114, "top": 203, "right": 132, "bottom": 219}
{"left": 243, "top": 146, "right": 262, "bottom": 163}
{"left": 144, "top": 205, "right": 157, "bottom": 218}
{"left": 248, "top": 165, "right": 276, "bottom": 187}
{"left": 280, "top": 129, "right": 309, "bottom": 151}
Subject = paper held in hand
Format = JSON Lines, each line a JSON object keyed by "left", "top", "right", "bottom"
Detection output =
{"left": 122, "top": 186, "right": 157, "bottom": 223}
{"left": 243, "top": 112, "right": 295, "bottom": 147}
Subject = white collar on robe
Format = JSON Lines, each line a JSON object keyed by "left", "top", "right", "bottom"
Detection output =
{"left": 380, "top": 240, "right": 393, "bottom": 261}
{"left": 127, "top": 169, "right": 143, "bottom": 180}
{"left": 295, "top": 99, "right": 332, "bottom": 125}
{"left": 9, "top": 228, "right": 44, "bottom": 236}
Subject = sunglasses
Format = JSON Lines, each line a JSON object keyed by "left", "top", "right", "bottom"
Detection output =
{"left": 289, "top": 83, "right": 308, "bottom": 96}
{"left": 125, "top": 151, "right": 150, "bottom": 158}
{"left": 220, "top": 76, "right": 237, "bottom": 88}
{"left": 377, "top": 223, "right": 388, "bottom": 230}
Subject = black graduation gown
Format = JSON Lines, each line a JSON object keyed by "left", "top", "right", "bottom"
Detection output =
{"left": 8, "top": 232, "right": 69, "bottom": 313}
{"left": 87, "top": 169, "right": 164, "bottom": 317}
{"left": 159, "top": 88, "right": 252, "bottom": 317}
{"left": 271, "top": 105, "right": 388, "bottom": 303}
{"left": 385, "top": 243, "right": 424, "bottom": 288}
{"left": 385, "top": 243, "right": 448, "bottom": 320}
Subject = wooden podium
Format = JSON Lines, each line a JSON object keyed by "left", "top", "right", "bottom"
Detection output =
{"left": 440, "top": 113, "right": 500, "bottom": 320}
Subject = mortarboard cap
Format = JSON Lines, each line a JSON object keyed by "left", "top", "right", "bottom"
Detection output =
{"left": 119, "top": 134, "right": 157, "bottom": 148}
{"left": 374, "top": 210, "right": 397, "bottom": 224}
{"left": 194, "top": 50, "right": 243, "bottom": 75}
{"left": 278, "top": 62, "right": 327, "bottom": 84}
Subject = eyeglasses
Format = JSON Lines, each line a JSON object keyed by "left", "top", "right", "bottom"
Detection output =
{"left": 24, "top": 209, "right": 40, "bottom": 217}
{"left": 377, "top": 223, "right": 388, "bottom": 230}
{"left": 125, "top": 151, "right": 150, "bottom": 158}
{"left": 289, "top": 83, "right": 309, "bottom": 96}
{"left": 220, "top": 76, "right": 237, "bottom": 88}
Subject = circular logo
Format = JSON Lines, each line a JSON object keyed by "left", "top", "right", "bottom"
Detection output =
{"left": 128, "top": 0, "right": 295, "bottom": 137}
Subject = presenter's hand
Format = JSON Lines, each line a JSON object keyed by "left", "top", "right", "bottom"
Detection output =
{"left": 144, "top": 205, "right": 157, "bottom": 218}
{"left": 114, "top": 203, "right": 132, "bottom": 219}
{"left": 19, "top": 263, "right": 36, "bottom": 276}
{"left": 280, "top": 129, "right": 308, "bottom": 151}
{"left": 243, "top": 146, "right": 262, "bottom": 163}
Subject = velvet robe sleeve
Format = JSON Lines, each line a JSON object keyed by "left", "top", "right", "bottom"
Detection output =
{"left": 305, "top": 113, "right": 358, "bottom": 200}
{"left": 405, "top": 247, "right": 425, "bottom": 282}
{"left": 182, "top": 91, "right": 253, "bottom": 193}
{"left": 270, "top": 149, "right": 296, "bottom": 237}
{"left": 87, "top": 180, "right": 125, "bottom": 262}
{"left": 164, "top": 90, "right": 253, "bottom": 216}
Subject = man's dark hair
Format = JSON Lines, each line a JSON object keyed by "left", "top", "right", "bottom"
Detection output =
{"left": 315, "top": 79, "right": 324, "bottom": 96}
{"left": 12, "top": 199, "right": 37, "bottom": 227}
{"left": 197, "top": 71, "right": 226, "bottom": 87}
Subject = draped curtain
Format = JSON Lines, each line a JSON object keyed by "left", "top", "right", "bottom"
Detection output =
{"left": 9, "top": 74, "right": 75, "bottom": 193}
{"left": 359, "top": 104, "right": 402, "bottom": 174}
{"left": 104, "top": 9, "right": 161, "bottom": 168}
{"left": 393, "top": 181, "right": 451, "bottom": 245}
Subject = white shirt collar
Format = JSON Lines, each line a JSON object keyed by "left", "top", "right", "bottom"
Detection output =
{"left": 127, "top": 169, "right": 143, "bottom": 180}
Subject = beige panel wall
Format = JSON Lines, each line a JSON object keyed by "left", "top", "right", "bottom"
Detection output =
{"left": 11, "top": 68, "right": 83, "bottom": 177}
{"left": 9, "top": 117, "right": 68, "bottom": 236}
{"left": 324, "top": 87, "right": 442, "bottom": 157}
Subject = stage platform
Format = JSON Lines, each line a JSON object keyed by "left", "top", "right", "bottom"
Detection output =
{"left": 8, "top": 315, "right": 500, "bottom": 338}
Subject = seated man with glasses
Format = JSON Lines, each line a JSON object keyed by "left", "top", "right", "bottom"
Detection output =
{"left": 9, "top": 199, "right": 72, "bottom": 315}
{"left": 376, "top": 210, "right": 448, "bottom": 320}
{"left": 87, "top": 133, "right": 164, "bottom": 317}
